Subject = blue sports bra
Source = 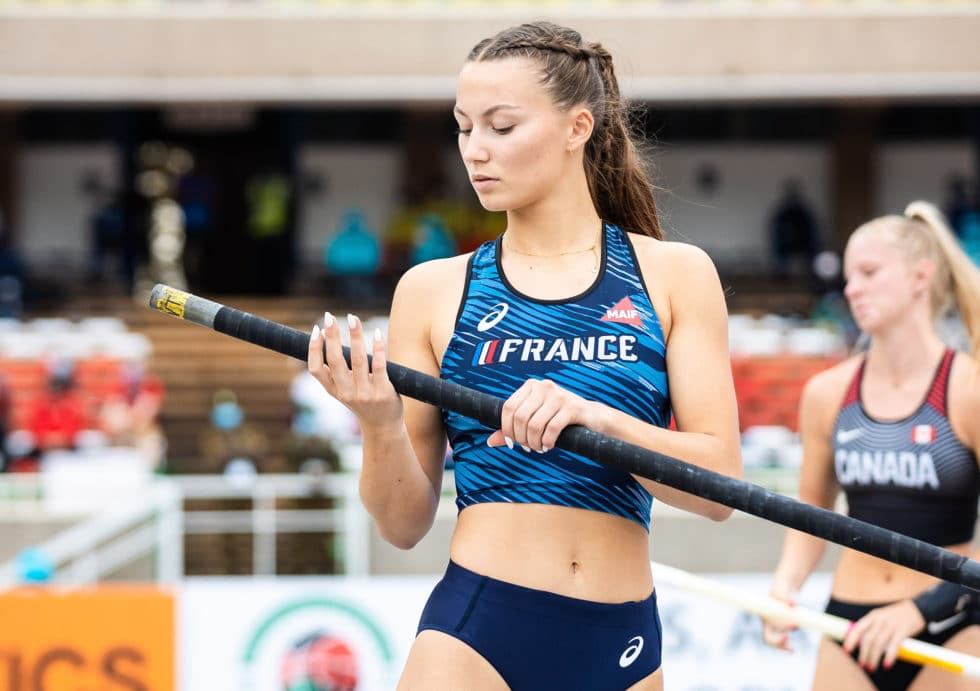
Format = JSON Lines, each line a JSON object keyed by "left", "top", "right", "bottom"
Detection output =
{"left": 439, "top": 223, "right": 670, "bottom": 529}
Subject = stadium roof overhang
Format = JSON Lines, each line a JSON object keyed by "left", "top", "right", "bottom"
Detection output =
{"left": 1, "top": 5, "right": 979, "bottom": 105}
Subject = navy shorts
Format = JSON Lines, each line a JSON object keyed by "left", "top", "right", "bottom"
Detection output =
{"left": 827, "top": 596, "right": 980, "bottom": 691}
{"left": 416, "top": 560, "right": 662, "bottom": 690}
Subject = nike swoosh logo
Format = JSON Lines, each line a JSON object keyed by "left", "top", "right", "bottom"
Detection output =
{"left": 836, "top": 429, "right": 863, "bottom": 444}
{"left": 927, "top": 609, "right": 969, "bottom": 635}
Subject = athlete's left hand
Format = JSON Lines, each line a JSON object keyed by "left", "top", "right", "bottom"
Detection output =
{"left": 486, "top": 378, "right": 610, "bottom": 453}
{"left": 842, "top": 599, "right": 926, "bottom": 672}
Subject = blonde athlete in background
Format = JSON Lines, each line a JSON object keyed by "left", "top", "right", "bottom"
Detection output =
{"left": 308, "top": 21, "right": 741, "bottom": 690}
{"left": 764, "top": 202, "right": 980, "bottom": 691}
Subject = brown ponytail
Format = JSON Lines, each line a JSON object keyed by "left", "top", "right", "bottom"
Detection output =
{"left": 468, "top": 22, "right": 662, "bottom": 239}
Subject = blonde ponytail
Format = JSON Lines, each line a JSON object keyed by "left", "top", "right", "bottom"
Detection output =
{"left": 904, "top": 200, "right": 980, "bottom": 360}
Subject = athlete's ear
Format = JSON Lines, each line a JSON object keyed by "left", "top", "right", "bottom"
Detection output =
{"left": 911, "top": 257, "right": 936, "bottom": 300}
{"left": 565, "top": 106, "right": 594, "bottom": 154}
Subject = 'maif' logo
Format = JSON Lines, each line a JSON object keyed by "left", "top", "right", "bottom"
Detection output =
{"left": 601, "top": 296, "right": 643, "bottom": 328}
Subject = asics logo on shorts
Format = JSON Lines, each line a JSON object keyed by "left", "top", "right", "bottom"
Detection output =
{"left": 477, "top": 303, "right": 509, "bottom": 332}
{"left": 618, "top": 635, "right": 644, "bottom": 668}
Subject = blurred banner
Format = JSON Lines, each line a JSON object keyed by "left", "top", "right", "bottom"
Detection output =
{"left": 178, "top": 573, "right": 831, "bottom": 691}
{"left": 0, "top": 586, "right": 175, "bottom": 691}
{"left": 657, "top": 573, "right": 830, "bottom": 691}
{"left": 180, "top": 577, "right": 431, "bottom": 691}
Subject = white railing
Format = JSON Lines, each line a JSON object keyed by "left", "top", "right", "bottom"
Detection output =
{"left": 0, "top": 477, "right": 183, "bottom": 587}
{"left": 0, "top": 470, "right": 384, "bottom": 586}
{"left": 0, "top": 461, "right": 802, "bottom": 588}
{"left": 173, "top": 472, "right": 371, "bottom": 576}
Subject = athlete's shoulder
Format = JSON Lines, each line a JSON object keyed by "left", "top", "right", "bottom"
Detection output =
{"left": 948, "top": 351, "right": 980, "bottom": 446}
{"left": 390, "top": 253, "right": 475, "bottom": 346}
{"left": 627, "top": 235, "right": 718, "bottom": 283}
{"left": 950, "top": 349, "right": 980, "bottom": 382}
{"left": 627, "top": 233, "right": 710, "bottom": 261}
{"left": 801, "top": 355, "right": 862, "bottom": 411}
{"left": 394, "top": 252, "right": 473, "bottom": 295}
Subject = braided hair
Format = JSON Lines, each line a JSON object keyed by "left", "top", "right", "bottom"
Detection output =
{"left": 468, "top": 22, "right": 662, "bottom": 239}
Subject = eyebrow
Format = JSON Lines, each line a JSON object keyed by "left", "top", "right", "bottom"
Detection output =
{"left": 453, "top": 104, "right": 520, "bottom": 118}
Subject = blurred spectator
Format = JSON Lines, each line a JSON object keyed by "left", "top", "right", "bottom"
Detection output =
{"left": 411, "top": 213, "right": 456, "bottom": 266}
{"left": 98, "top": 362, "right": 166, "bottom": 470}
{"left": 945, "top": 175, "right": 976, "bottom": 238}
{"left": 26, "top": 361, "right": 86, "bottom": 454}
{"left": 0, "top": 276, "right": 21, "bottom": 320}
{"left": 177, "top": 168, "right": 216, "bottom": 287}
{"left": 323, "top": 208, "right": 382, "bottom": 302}
{"left": 199, "top": 389, "right": 269, "bottom": 474}
{"left": 290, "top": 368, "right": 360, "bottom": 443}
{"left": 768, "top": 179, "right": 818, "bottom": 277}
{"left": 0, "top": 373, "right": 9, "bottom": 471}
{"left": 0, "top": 210, "right": 24, "bottom": 317}
{"left": 88, "top": 192, "right": 126, "bottom": 282}
{"left": 246, "top": 171, "right": 292, "bottom": 294}
{"left": 284, "top": 367, "right": 359, "bottom": 473}
{"left": 945, "top": 177, "right": 980, "bottom": 266}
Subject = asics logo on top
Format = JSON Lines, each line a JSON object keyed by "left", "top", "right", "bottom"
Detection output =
{"left": 601, "top": 296, "right": 644, "bottom": 328}
{"left": 836, "top": 428, "right": 863, "bottom": 444}
{"left": 619, "top": 636, "right": 644, "bottom": 668}
{"left": 477, "top": 303, "right": 509, "bottom": 332}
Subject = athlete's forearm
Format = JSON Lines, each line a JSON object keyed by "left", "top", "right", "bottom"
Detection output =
{"left": 593, "top": 406, "right": 741, "bottom": 521}
{"left": 358, "top": 421, "right": 440, "bottom": 550}
{"left": 772, "top": 528, "right": 828, "bottom": 596}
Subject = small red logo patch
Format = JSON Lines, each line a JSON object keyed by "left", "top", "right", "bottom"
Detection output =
{"left": 601, "top": 296, "right": 644, "bottom": 327}
{"left": 912, "top": 425, "right": 935, "bottom": 445}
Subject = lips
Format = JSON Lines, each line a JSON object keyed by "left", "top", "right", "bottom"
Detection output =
{"left": 471, "top": 175, "right": 499, "bottom": 192}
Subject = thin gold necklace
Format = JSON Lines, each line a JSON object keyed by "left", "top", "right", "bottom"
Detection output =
{"left": 503, "top": 228, "right": 602, "bottom": 274}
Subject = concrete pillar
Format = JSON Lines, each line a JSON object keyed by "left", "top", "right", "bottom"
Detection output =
{"left": 0, "top": 110, "right": 19, "bottom": 245}
{"left": 829, "top": 107, "right": 880, "bottom": 251}
{"left": 399, "top": 108, "right": 451, "bottom": 205}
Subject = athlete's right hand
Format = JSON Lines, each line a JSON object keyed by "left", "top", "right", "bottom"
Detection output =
{"left": 761, "top": 581, "right": 798, "bottom": 652}
{"left": 307, "top": 311, "right": 403, "bottom": 432}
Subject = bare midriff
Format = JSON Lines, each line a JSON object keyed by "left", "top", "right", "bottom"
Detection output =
{"left": 449, "top": 502, "right": 654, "bottom": 603}
{"left": 831, "top": 541, "right": 973, "bottom": 602}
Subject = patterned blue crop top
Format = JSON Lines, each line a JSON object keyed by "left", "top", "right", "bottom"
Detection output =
{"left": 439, "top": 222, "right": 671, "bottom": 529}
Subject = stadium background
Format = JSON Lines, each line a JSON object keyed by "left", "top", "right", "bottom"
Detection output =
{"left": 0, "top": 1, "right": 979, "bottom": 689}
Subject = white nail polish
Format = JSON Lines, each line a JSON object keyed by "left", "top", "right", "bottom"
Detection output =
{"left": 375, "top": 327, "right": 383, "bottom": 342}
{"left": 504, "top": 436, "right": 514, "bottom": 449}
{"left": 311, "top": 325, "right": 320, "bottom": 340}
{"left": 541, "top": 446, "right": 550, "bottom": 453}
{"left": 520, "top": 444, "right": 531, "bottom": 452}
{"left": 323, "top": 312, "right": 334, "bottom": 328}
{"left": 347, "top": 313, "right": 358, "bottom": 329}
